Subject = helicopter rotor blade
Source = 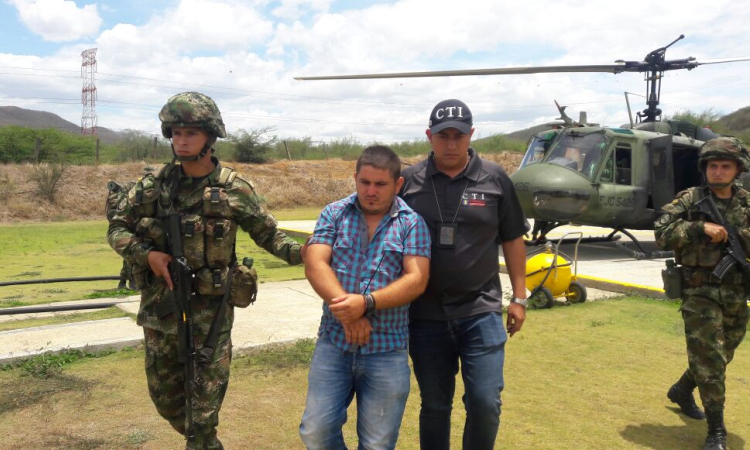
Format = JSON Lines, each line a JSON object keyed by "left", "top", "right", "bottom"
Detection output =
{"left": 295, "top": 64, "right": 628, "bottom": 80}
{"left": 694, "top": 57, "right": 750, "bottom": 65}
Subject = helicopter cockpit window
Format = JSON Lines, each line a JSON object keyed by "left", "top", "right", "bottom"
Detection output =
{"left": 519, "top": 132, "right": 558, "bottom": 168}
{"left": 600, "top": 143, "right": 633, "bottom": 185}
{"left": 615, "top": 145, "right": 632, "bottom": 185}
{"left": 545, "top": 132, "right": 608, "bottom": 179}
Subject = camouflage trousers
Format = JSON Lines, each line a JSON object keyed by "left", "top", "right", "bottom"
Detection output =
{"left": 143, "top": 327, "right": 232, "bottom": 450}
{"left": 119, "top": 259, "right": 132, "bottom": 280}
{"left": 680, "top": 285, "right": 749, "bottom": 411}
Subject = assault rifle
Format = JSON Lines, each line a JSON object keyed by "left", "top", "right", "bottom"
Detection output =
{"left": 695, "top": 187, "right": 750, "bottom": 280}
{"left": 166, "top": 213, "right": 197, "bottom": 442}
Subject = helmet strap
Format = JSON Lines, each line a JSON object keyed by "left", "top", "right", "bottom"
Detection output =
{"left": 171, "top": 135, "right": 216, "bottom": 162}
{"left": 708, "top": 181, "right": 733, "bottom": 189}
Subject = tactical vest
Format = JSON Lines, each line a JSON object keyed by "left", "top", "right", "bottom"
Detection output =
{"left": 106, "top": 180, "right": 136, "bottom": 222}
{"left": 677, "top": 187, "right": 750, "bottom": 271}
{"left": 130, "top": 162, "right": 239, "bottom": 297}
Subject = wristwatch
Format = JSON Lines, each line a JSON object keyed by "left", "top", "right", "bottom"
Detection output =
{"left": 364, "top": 293, "right": 377, "bottom": 318}
{"left": 510, "top": 297, "right": 528, "bottom": 307}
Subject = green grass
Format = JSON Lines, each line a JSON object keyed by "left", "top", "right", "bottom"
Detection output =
{"left": 84, "top": 288, "right": 139, "bottom": 299}
{"left": 272, "top": 207, "right": 321, "bottom": 221}
{"left": 0, "top": 297, "right": 748, "bottom": 449}
{"left": 0, "top": 306, "right": 130, "bottom": 332}
{"left": 0, "top": 220, "right": 307, "bottom": 307}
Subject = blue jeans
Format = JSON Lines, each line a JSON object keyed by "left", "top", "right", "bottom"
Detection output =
{"left": 409, "top": 312, "right": 507, "bottom": 450}
{"left": 299, "top": 334, "right": 411, "bottom": 450}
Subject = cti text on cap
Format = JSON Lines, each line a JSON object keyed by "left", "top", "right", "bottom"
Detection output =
{"left": 429, "top": 99, "right": 473, "bottom": 134}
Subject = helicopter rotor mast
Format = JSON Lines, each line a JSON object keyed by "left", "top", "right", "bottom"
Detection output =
{"left": 295, "top": 35, "right": 750, "bottom": 123}
{"left": 635, "top": 34, "right": 685, "bottom": 122}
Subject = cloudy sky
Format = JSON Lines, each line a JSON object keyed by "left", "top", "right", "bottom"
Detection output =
{"left": 1, "top": 0, "right": 748, "bottom": 143}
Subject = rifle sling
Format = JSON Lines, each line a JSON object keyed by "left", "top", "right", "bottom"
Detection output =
{"left": 196, "top": 261, "right": 237, "bottom": 369}
{"left": 701, "top": 190, "right": 750, "bottom": 274}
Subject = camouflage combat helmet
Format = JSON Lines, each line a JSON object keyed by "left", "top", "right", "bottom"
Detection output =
{"left": 698, "top": 137, "right": 750, "bottom": 173}
{"left": 159, "top": 91, "right": 226, "bottom": 139}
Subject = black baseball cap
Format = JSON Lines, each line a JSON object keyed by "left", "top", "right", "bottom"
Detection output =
{"left": 428, "top": 99, "right": 473, "bottom": 134}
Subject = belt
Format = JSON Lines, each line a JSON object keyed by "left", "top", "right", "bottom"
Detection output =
{"left": 681, "top": 266, "right": 745, "bottom": 286}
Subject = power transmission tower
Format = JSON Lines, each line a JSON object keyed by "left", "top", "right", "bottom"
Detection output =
{"left": 81, "top": 48, "right": 98, "bottom": 135}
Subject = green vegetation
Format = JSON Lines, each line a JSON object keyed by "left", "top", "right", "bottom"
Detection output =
{"left": 0, "top": 297, "right": 748, "bottom": 448}
{"left": 0, "top": 123, "right": 526, "bottom": 166}
{"left": 0, "top": 126, "right": 95, "bottom": 164}
{"left": 230, "top": 126, "right": 278, "bottom": 163}
{"left": 84, "top": 288, "right": 138, "bottom": 299}
{"left": 0, "top": 220, "right": 306, "bottom": 307}
{"left": 4, "top": 105, "right": 750, "bottom": 168}
{"left": 1, "top": 347, "right": 117, "bottom": 378}
{"left": 669, "top": 108, "right": 750, "bottom": 143}
{"left": 264, "top": 132, "right": 525, "bottom": 162}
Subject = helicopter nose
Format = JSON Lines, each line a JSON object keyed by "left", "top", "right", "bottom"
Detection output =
{"left": 511, "top": 163, "right": 593, "bottom": 222}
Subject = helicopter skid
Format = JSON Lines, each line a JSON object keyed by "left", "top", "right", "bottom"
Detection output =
{"left": 525, "top": 234, "right": 621, "bottom": 246}
{"left": 612, "top": 228, "right": 673, "bottom": 260}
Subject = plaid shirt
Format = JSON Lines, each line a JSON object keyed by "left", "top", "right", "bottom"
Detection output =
{"left": 310, "top": 193, "right": 431, "bottom": 354}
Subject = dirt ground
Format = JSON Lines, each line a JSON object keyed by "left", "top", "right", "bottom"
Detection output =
{"left": 0, "top": 152, "right": 522, "bottom": 223}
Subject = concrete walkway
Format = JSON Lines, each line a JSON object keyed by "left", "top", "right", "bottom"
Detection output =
{"left": 0, "top": 220, "right": 661, "bottom": 364}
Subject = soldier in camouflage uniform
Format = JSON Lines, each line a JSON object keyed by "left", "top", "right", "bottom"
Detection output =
{"left": 106, "top": 180, "right": 137, "bottom": 290}
{"left": 107, "top": 92, "right": 302, "bottom": 449}
{"left": 655, "top": 137, "right": 750, "bottom": 450}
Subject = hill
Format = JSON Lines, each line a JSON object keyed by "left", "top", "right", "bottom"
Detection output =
{"left": 716, "top": 106, "right": 750, "bottom": 135}
{"left": 0, "top": 106, "right": 123, "bottom": 144}
{"left": 504, "top": 123, "right": 556, "bottom": 143}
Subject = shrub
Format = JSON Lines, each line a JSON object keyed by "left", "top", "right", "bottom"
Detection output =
{"left": 30, "top": 161, "right": 67, "bottom": 203}
{"left": 232, "top": 127, "right": 278, "bottom": 163}
{"left": 0, "top": 173, "right": 15, "bottom": 201}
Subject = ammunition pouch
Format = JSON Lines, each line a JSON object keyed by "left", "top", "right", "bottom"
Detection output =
{"left": 205, "top": 218, "right": 236, "bottom": 268}
{"left": 181, "top": 214, "right": 205, "bottom": 270}
{"left": 662, "top": 262, "right": 683, "bottom": 299}
{"left": 195, "top": 267, "right": 229, "bottom": 296}
{"left": 681, "top": 266, "right": 745, "bottom": 287}
{"left": 229, "top": 264, "right": 258, "bottom": 308}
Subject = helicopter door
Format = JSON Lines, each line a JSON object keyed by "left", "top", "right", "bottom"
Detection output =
{"left": 649, "top": 135, "right": 674, "bottom": 212}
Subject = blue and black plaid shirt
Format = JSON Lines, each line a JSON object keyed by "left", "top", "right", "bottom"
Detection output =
{"left": 310, "top": 193, "right": 431, "bottom": 354}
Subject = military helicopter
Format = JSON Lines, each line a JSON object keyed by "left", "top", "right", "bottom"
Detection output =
{"left": 296, "top": 35, "right": 750, "bottom": 258}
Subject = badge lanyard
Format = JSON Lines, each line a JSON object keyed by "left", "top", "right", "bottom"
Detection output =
{"left": 430, "top": 177, "right": 470, "bottom": 248}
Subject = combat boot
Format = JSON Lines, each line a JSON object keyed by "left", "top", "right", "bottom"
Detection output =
{"left": 667, "top": 372, "right": 705, "bottom": 420}
{"left": 703, "top": 408, "right": 727, "bottom": 450}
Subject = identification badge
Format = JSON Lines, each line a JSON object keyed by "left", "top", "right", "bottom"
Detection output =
{"left": 437, "top": 223, "right": 457, "bottom": 248}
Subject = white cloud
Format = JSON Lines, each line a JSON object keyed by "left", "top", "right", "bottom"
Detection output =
{"left": 271, "top": 0, "right": 331, "bottom": 20}
{"left": 1, "top": 0, "right": 748, "bottom": 143}
{"left": 96, "top": 0, "right": 274, "bottom": 63}
{"left": 9, "top": 0, "right": 102, "bottom": 42}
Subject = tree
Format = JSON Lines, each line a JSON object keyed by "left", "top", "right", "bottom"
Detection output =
{"left": 230, "top": 127, "right": 277, "bottom": 163}
{"left": 0, "top": 126, "right": 93, "bottom": 163}
{"left": 119, "top": 129, "right": 154, "bottom": 161}
{"left": 0, "top": 126, "right": 34, "bottom": 163}
{"left": 30, "top": 159, "right": 67, "bottom": 203}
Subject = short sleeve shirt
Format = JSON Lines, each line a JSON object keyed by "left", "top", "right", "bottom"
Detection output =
{"left": 400, "top": 148, "right": 529, "bottom": 320}
{"left": 309, "top": 193, "right": 431, "bottom": 353}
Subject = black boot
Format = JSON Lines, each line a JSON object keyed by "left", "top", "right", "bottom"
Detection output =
{"left": 668, "top": 372, "right": 705, "bottom": 420}
{"left": 704, "top": 409, "right": 727, "bottom": 450}
{"left": 117, "top": 279, "right": 127, "bottom": 290}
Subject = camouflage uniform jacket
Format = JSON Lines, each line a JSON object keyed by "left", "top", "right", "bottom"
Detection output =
{"left": 107, "top": 158, "right": 302, "bottom": 334}
{"left": 655, "top": 185, "right": 750, "bottom": 294}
